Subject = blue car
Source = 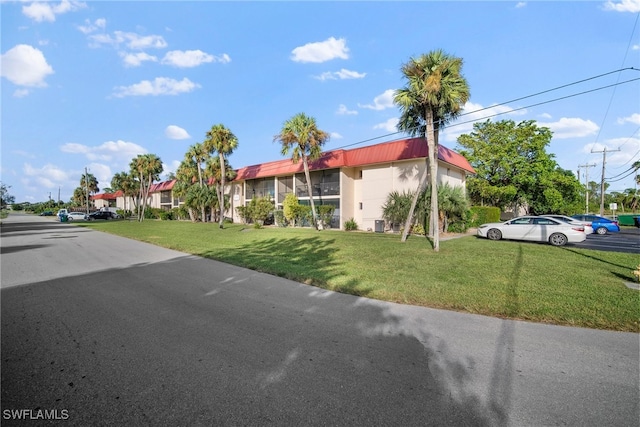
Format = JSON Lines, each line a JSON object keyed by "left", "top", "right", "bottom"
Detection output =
{"left": 571, "top": 214, "right": 620, "bottom": 235}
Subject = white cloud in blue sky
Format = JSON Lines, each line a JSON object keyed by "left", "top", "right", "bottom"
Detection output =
{"left": 165, "top": 126, "right": 191, "bottom": 140}
{"left": 291, "top": 37, "right": 349, "bottom": 63}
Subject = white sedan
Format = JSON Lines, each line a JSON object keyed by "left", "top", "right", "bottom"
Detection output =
{"left": 477, "top": 216, "right": 587, "bottom": 246}
{"left": 67, "top": 212, "right": 89, "bottom": 221}
{"left": 539, "top": 214, "right": 594, "bottom": 235}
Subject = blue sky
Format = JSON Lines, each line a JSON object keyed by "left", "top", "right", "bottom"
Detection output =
{"left": 2, "top": 0, "right": 639, "bottom": 203}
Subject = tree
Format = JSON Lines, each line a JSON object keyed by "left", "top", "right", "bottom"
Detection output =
{"left": 111, "top": 172, "right": 139, "bottom": 216}
{"left": 0, "top": 182, "right": 15, "bottom": 207}
{"left": 274, "top": 113, "right": 329, "bottom": 230}
{"left": 174, "top": 155, "right": 200, "bottom": 222}
{"left": 130, "top": 154, "right": 163, "bottom": 221}
{"left": 394, "top": 50, "right": 470, "bottom": 250}
{"left": 204, "top": 124, "right": 238, "bottom": 228}
{"left": 186, "top": 143, "right": 209, "bottom": 221}
{"left": 458, "top": 120, "right": 583, "bottom": 214}
{"left": 205, "top": 155, "right": 236, "bottom": 224}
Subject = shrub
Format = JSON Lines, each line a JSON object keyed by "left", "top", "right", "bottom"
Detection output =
{"left": 344, "top": 218, "right": 358, "bottom": 231}
{"left": 469, "top": 206, "right": 500, "bottom": 227}
{"left": 158, "top": 210, "right": 174, "bottom": 220}
{"left": 273, "top": 210, "right": 288, "bottom": 227}
{"left": 283, "top": 194, "right": 299, "bottom": 224}
{"left": 317, "top": 205, "right": 335, "bottom": 228}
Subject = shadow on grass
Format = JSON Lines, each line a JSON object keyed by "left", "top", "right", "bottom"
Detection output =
{"left": 199, "top": 236, "right": 375, "bottom": 298}
{"left": 562, "top": 247, "right": 634, "bottom": 270}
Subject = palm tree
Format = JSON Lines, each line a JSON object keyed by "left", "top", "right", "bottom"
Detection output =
{"left": 205, "top": 155, "right": 237, "bottom": 224}
{"left": 274, "top": 113, "right": 329, "bottom": 230}
{"left": 111, "top": 171, "right": 139, "bottom": 217}
{"left": 205, "top": 124, "right": 238, "bottom": 228}
{"left": 186, "top": 143, "right": 209, "bottom": 221}
{"left": 394, "top": 49, "right": 470, "bottom": 250}
{"left": 130, "top": 154, "right": 163, "bottom": 221}
{"left": 174, "top": 156, "right": 200, "bottom": 222}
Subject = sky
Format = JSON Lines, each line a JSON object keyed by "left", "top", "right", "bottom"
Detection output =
{"left": 1, "top": 0, "right": 639, "bottom": 204}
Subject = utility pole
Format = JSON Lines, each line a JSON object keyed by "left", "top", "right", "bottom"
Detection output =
{"left": 590, "top": 147, "right": 620, "bottom": 216}
{"left": 578, "top": 163, "right": 596, "bottom": 214}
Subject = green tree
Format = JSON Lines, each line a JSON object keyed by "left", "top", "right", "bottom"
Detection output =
{"left": 205, "top": 124, "right": 239, "bottom": 229}
{"left": 111, "top": 172, "right": 139, "bottom": 216}
{"left": 0, "top": 182, "right": 15, "bottom": 207}
{"left": 437, "top": 183, "right": 469, "bottom": 232}
{"left": 274, "top": 113, "right": 329, "bottom": 230}
{"left": 186, "top": 143, "right": 209, "bottom": 221}
{"left": 130, "top": 154, "right": 163, "bottom": 221}
{"left": 205, "top": 155, "right": 236, "bottom": 224}
{"left": 394, "top": 49, "right": 470, "bottom": 250}
{"left": 458, "top": 119, "right": 582, "bottom": 215}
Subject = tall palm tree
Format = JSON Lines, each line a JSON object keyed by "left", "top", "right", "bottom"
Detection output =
{"left": 274, "top": 113, "right": 329, "bottom": 230}
{"left": 130, "top": 154, "right": 163, "bottom": 221}
{"left": 111, "top": 171, "right": 139, "bottom": 217}
{"left": 205, "top": 124, "right": 238, "bottom": 228}
{"left": 186, "top": 143, "right": 209, "bottom": 221}
{"left": 394, "top": 49, "right": 470, "bottom": 250}
{"left": 205, "top": 155, "right": 237, "bottom": 224}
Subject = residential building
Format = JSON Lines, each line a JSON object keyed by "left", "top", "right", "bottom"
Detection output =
{"left": 107, "top": 137, "right": 475, "bottom": 230}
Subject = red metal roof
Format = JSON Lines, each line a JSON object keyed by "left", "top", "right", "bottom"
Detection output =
{"left": 93, "top": 138, "right": 474, "bottom": 198}
{"left": 235, "top": 137, "right": 474, "bottom": 180}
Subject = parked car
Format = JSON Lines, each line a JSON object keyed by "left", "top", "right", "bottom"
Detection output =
{"left": 39, "top": 211, "right": 54, "bottom": 216}
{"left": 88, "top": 211, "right": 118, "bottom": 220}
{"left": 570, "top": 214, "right": 620, "bottom": 235}
{"left": 67, "top": 212, "right": 89, "bottom": 221}
{"left": 477, "top": 216, "right": 587, "bottom": 246}
{"left": 540, "top": 214, "right": 594, "bottom": 235}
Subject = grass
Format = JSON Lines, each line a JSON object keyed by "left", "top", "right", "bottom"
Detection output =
{"left": 80, "top": 220, "right": 639, "bottom": 332}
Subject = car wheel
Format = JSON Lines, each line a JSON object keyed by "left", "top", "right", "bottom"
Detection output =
{"left": 68, "top": 217, "right": 73, "bottom": 221}
{"left": 549, "top": 233, "right": 568, "bottom": 246}
{"left": 596, "top": 227, "right": 607, "bottom": 235}
{"left": 487, "top": 229, "right": 502, "bottom": 240}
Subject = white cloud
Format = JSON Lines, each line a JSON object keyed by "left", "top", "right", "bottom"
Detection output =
{"left": 515, "top": 2, "right": 527, "bottom": 7}
{"left": 582, "top": 138, "right": 640, "bottom": 167}
{"left": 336, "top": 104, "right": 357, "bottom": 115}
{"left": 330, "top": 132, "right": 343, "bottom": 139}
{"left": 617, "top": 113, "right": 640, "bottom": 125}
{"left": 23, "top": 163, "right": 70, "bottom": 190}
{"left": 441, "top": 101, "right": 528, "bottom": 142}
{"left": 112, "top": 77, "right": 200, "bottom": 98}
{"left": 13, "top": 89, "right": 30, "bottom": 98}
{"left": 603, "top": 0, "right": 640, "bottom": 12}
{"left": 22, "top": 0, "right": 86, "bottom": 23}
{"left": 1, "top": 44, "right": 54, "bottom": 87}
{"left": 89, "top": 31, "right": 167, "bottom": 50}
{"left": 165, "top": 125, "right": 190, "bottom": 140}
{"left": 539, "top": 117, "right": 599, "bottom": 139}
{"left": 120, "top": 52, "right": 158, "bottom": 67}
{"left": 314, "top": 68, "right": 366, "bottom": 81}
{"left": 358, "top": 89, "right": 395, "bottom": 111}
{"left": 161, "top": 50, "right": 224, "bottom": 68}
{"left": 60, "top": 140, "right": 147, "bottom": 162}
{"left": 373, "top": 118, "right": 399, "bottom": 132}
{"left": 77, "top": 18, "right": 106, "bottom": 35}
{"left": 291, "top": 37, "right": 349, "bottom": 63}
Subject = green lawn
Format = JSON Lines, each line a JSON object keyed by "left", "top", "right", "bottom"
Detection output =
{"left": 81, "top": 220, "right": 639, "bottom": 332}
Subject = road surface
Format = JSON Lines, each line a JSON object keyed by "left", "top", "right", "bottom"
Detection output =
{"left": 1, "top": 213, "right": 638, "bottom": 426}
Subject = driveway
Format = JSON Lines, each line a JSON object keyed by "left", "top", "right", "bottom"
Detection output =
{"left": 1, "top": 213, "right": 638, "bottom": 426}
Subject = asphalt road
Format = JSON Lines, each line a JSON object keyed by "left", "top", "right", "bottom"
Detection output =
{"left": 573, "top": 226, "right": 640, "bottom": 254}
{"left": 1, "top": 213, "right": 638, "bottom": 426}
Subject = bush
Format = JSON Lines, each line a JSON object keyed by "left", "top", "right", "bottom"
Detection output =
{"left": 273, "top": 210, "right": 288, "bottom": 227}
{"left": 158, "top": 210, "right": 174, "bottom": 220}
{"left": 344, "top": 218, "right": 358, "bottom": 231}
{"left": 469, "top": 206, "right": 500, "bottom": 227}
{"left": 317, "top": 205, "right": 335, "bottom": 228}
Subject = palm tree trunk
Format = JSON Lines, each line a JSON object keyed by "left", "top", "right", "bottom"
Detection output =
{"left": 426, "top": 109, "right": 440, "bottom": 251}
{"left": 219, "top": 153, "right": 226, "bottom": 229}
{"left": 401, "top": 158, "right": 428, "bottom": 242}
{"left": 302, "top": 156, "right": 319, "bottom": 230}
